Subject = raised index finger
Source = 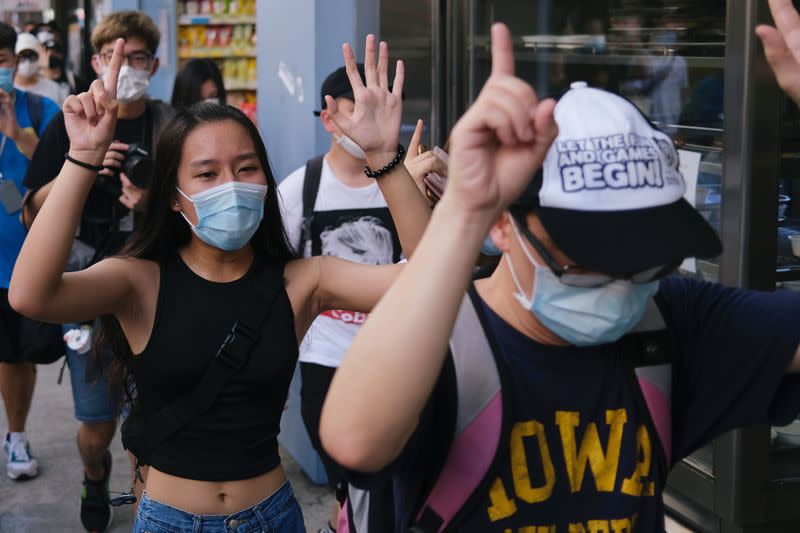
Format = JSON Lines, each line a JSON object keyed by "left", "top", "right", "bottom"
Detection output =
{"left": 490, "top": 23, "right": 515, "bottom": 77}
{"left": 104, "top": 38, "right": 125, "bottom": 99}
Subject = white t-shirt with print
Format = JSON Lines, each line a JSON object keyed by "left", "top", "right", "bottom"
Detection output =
{"left": 15, "top": 77, "right": 69, "bottom": 106}
{"left": 279, "top": 157, "right": 393, "bottom": 368}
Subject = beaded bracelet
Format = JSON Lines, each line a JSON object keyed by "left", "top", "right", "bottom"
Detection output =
{"left": 364, "top": 144, "right": 406, "bottom": 179}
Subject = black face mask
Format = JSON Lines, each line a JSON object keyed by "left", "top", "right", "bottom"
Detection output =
{"left": 48, "top": 55, "right": 64, "bottom": 70}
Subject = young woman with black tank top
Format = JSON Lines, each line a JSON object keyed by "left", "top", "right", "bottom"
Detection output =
{"left": 9, "top": 37, "right": 431, "bottom": 532}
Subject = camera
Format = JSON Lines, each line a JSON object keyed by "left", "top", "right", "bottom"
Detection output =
{"left": 117, "top": 143, "right": 153, "bottom": 189}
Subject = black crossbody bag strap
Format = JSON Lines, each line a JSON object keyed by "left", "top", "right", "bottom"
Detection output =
{"left": 300, "top": 155, "right": 325, "bottom": 252}
{"left": 133, "top": 262, "right": 283, "bottom": 459}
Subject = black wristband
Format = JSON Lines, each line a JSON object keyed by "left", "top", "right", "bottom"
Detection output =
{"left": 364, "top": 144, "right": 406, "bottom": 179}
{"left": 64, "top": 152, "right": 104, "bottom": 173}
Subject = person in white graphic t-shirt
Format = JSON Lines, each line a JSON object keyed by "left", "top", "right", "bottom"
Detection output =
{"left": 278, "top": 62, "right": 441, "bottom": 533}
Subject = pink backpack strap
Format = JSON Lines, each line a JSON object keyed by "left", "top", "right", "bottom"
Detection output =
{"left": 635, "top": 365, "right": 672, "bottom": 464}
{"left": 341, "top": 486, "right": 372, "bottom": 533}
{"left": 413, "top": 294, "right": 504, "bottom": 533}
{"left": 628, "top": 298, "right": 673, "bottom": 465}
{"left": 338, "top": 498, "right": 350, "bottom": 532}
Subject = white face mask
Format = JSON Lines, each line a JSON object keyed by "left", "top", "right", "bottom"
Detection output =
{"left": 17, "top": 59, "right": 40, "bottom": 78}
{"left": 203, "top": 97, "right": 220, "bottom": 105}
{"left": 334, "top": 133, "right": 366, "bottom": 160}
{"left": 108, "top": 64, "right": 151, "bottom": 104}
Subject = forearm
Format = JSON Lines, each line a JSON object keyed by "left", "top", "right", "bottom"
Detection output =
{"left": 9, "top": 150, "right": 100, "bottom": 315}
{"left": 790, "top": 345, "right": 800, "bottom": 374}
{"left": 21, "top": 180, "right": 55, "bottom": 228}
{"left": 320, "top": 197, "right": 489, "bottom": 471}
{"left": 367, "top": 153, "right": 432, "bottom": 258}
{"left": 12, "top": 127, "right": 39, "bottom": 159}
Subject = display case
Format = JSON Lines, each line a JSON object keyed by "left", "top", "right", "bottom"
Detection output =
{"left": 428, "top": 0, "right": 800, "bottom": 530}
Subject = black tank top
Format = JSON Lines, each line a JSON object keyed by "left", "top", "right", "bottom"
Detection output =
{"left": 128, "top": 252, "right": 298, "bottom": 481}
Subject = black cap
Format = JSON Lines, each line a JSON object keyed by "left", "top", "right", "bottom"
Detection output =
{"left": 314, "top": 64, "right": 366, "bottom": 116}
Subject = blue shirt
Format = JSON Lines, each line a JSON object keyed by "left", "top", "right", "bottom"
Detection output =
{"left": 346, "top": 277, "right": 800, "bottom": 532}
{"left": 0, "top": 90, "right": 59, "bottom": 288}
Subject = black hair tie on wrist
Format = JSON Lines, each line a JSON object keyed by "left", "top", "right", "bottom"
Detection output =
{"left": 64, "top": 153, "right": 104, "bottom": 173}
{"left": 364, "top": 144, "right": 406, "bottom": 179}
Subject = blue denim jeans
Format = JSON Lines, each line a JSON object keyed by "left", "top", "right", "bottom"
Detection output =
{"left": 133, "top": 480, "right": 305, "bottom": 533}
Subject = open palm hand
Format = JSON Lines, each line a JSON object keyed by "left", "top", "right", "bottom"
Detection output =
{"left": 326, "top": 35, "right": 404, "bottom": 157}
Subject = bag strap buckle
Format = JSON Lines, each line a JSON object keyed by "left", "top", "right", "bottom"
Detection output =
{"left": 214, "top": 320, "right": 259, "bottom": 370}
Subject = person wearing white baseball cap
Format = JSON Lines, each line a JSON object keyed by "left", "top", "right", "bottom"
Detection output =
{"left": 510, "top": 81, "right": 722, "bottom": 278}
{"left": 13, "top": 33, "right": 67, "bottom": 105}
{"left": 320, "top": 24, "right": 800, "bottom": 533}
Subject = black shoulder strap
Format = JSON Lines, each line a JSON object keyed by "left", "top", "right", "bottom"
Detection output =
{"left": 148, "top": 99, "right": 175, "bottom": 133}
{"left": 25, "top": 92, "right": 44, "bottom": 134}
{"left": 619, "top": 298, "right": 676, "bottom": 367}
{"left": 134, "top": 261, "right": 284, "bottom": 459}
{"left": 300, "top": 155, "right": 325, "bottom": 251}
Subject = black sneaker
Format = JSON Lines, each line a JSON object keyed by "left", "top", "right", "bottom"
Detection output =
{"left": 80, "top": 450, "right": 113, "bottom": 532}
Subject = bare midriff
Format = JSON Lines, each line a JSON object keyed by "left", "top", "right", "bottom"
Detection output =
{"left": 144, "top": 464, "right": 287, "bottom": 515}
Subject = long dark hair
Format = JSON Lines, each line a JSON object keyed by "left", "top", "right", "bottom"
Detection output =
{"left": 98, "top": 103, "right": 295, "bottom": 403}
{"left": 171, "top": 58, "right": 227, "bottom": 108}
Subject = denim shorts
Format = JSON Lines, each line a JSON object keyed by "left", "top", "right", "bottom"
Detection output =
{"left": 133, "top": 480, "right": 305, "bottom": 533}
{"left": 63, "top": 323, "right": 120, "bottom": 423}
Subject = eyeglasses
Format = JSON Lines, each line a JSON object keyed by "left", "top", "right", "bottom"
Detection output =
{"left": 97, "top": 50, "right": 153, "bottom": 70}
{"left": 510, "top": 210, "right": 679, "bottom": 288}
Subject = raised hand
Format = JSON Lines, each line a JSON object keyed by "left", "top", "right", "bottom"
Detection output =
{"left": 757, "top": 0, "right": 800, "bottom": 106}
{"left": 63, "top": 38, "right": 123, "bottom": 163}
{"left": 326, "top": 34, "right": 404, "bottom": 161}
{"left": 0, "top": 89, "right": 20, "bottom": 139}
{"left": 404, "top": 119, "right": 447, "bottom": 206}
{"left": 446, "top": 23, "right": 558, "bottom": 219}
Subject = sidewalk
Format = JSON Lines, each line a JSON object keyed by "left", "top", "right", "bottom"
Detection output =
{"left": 0, "top": 362, "right": 333, "bottom": 532}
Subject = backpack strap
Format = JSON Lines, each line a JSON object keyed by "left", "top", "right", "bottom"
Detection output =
{"left": 621, "top": 297, "right": 675, "bottom": 465}
{"left": 148, "top": 99, "right": 175, "bottom": 139}
{"left": 299, "top": 155, "right": 324, "bottom": 252}
{"left": 25, "top": 92, "right": 44, "bottom": 134}
{"left": 412, "top": 293, "right": 505, "bottom": 533}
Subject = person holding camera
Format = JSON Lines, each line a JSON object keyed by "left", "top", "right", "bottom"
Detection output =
{"left": 20, "top": 11, "right": 173, "bottom": 533}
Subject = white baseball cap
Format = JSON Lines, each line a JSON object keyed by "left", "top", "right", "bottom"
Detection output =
{"left": 15, "top": 33, "right": 40, "bottom": 55}
{"left": 512, "top": 82, "right": 722, "bottom": 273}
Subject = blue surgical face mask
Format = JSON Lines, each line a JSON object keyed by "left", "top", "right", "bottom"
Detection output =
{"left": 481, "top": 234, "right": 503, "bottom": 256}
{"left": 177, "top": 181, "right": 268, "bottom": 251}
{"left": 0, "top": 67, "right": 14, "bottom": 94}
{"left": 505, "top": 219, "right": 659, "bottom": 346}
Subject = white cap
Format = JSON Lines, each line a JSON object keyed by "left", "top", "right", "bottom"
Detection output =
{"left": 15, "top": 33, "right": 40, "bottom": 55}
{"left": 539, "top": 84, "right": 685, "bottom": 212}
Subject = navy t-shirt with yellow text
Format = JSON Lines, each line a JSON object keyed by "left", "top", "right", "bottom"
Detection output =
{"left": 345, "top": 277, "right": 800, "bottom": 532}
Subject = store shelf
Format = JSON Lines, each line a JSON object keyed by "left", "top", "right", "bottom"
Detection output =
{"left": 226, "top": 81, "right": 257, "bottom": 91}
{"left": 178, "top": 15, "right": 256, "bottom": 26}
{"left": 179, "top": 48, "right": 256, "bottom": 59}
